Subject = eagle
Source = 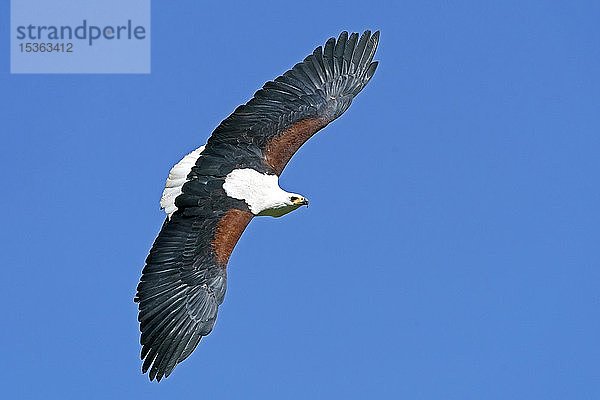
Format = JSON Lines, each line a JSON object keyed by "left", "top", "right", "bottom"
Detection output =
{"left": 135, "top": 30, "right": 380, "bottom": 381}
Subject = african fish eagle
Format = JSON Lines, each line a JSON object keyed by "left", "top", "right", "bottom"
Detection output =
{"left": 135, "top": 30, "right": 380, "bottom": 381}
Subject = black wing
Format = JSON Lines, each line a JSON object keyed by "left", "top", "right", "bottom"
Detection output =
{"left": 135, "top": 188, "right": 252, "bottom": 381}
{"left": 195, "top": 30, "right": 379, "bottom": 177}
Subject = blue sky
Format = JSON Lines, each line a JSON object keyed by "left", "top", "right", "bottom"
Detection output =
{"left": 1, "top": 0, "right": 599, "bottom": 398}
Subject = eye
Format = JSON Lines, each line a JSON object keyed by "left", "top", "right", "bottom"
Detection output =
{"left": 290, "top": 196, "right": 299, "bottom": 201}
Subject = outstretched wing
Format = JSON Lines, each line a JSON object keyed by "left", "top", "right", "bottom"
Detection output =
{"left": 136, "top": 30, "right": 380, "bottom": 381}
{"left": 135, "top": 186, "right": 252, "bottom": 381}
{"left": 195, "top": 30, "right": 380, "bottom": 178}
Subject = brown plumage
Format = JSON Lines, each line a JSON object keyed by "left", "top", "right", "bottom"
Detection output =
{"left": 265, "top": 117, "right": 329, "bottom": 174}
{"left": 212, "top": 209, "right": 253, "bottom": 266}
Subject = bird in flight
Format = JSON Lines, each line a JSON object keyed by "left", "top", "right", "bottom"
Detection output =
{"left": 135, "top": 30, "right": 380, "bottom": 381}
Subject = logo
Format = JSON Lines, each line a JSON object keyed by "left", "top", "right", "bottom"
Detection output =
{"left": 11, "top": 0, "right": 151, "bottom": 74}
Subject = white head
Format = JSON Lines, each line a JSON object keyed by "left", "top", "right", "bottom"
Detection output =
{"left": 222, "top": 168, "right": 309, "bottom": 217}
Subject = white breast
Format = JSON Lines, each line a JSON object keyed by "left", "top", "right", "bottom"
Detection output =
{"left": 222, "top": 168, "right": 291, "bottom": 215}
{"left": 160, "top": 145, "right": 205, "bottom": 219}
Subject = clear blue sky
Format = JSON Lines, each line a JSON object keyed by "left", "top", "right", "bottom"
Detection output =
{"left": 1, "top": 1, "right": 599, "bottom": 398}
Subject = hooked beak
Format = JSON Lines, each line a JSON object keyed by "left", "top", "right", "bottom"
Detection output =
{"left": 292, "top": 196, "right": 309, "bottom": 207}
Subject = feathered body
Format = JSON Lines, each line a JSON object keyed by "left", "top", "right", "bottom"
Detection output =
{"left": 135, "top": 31, "right": 380, "bottom": 381}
